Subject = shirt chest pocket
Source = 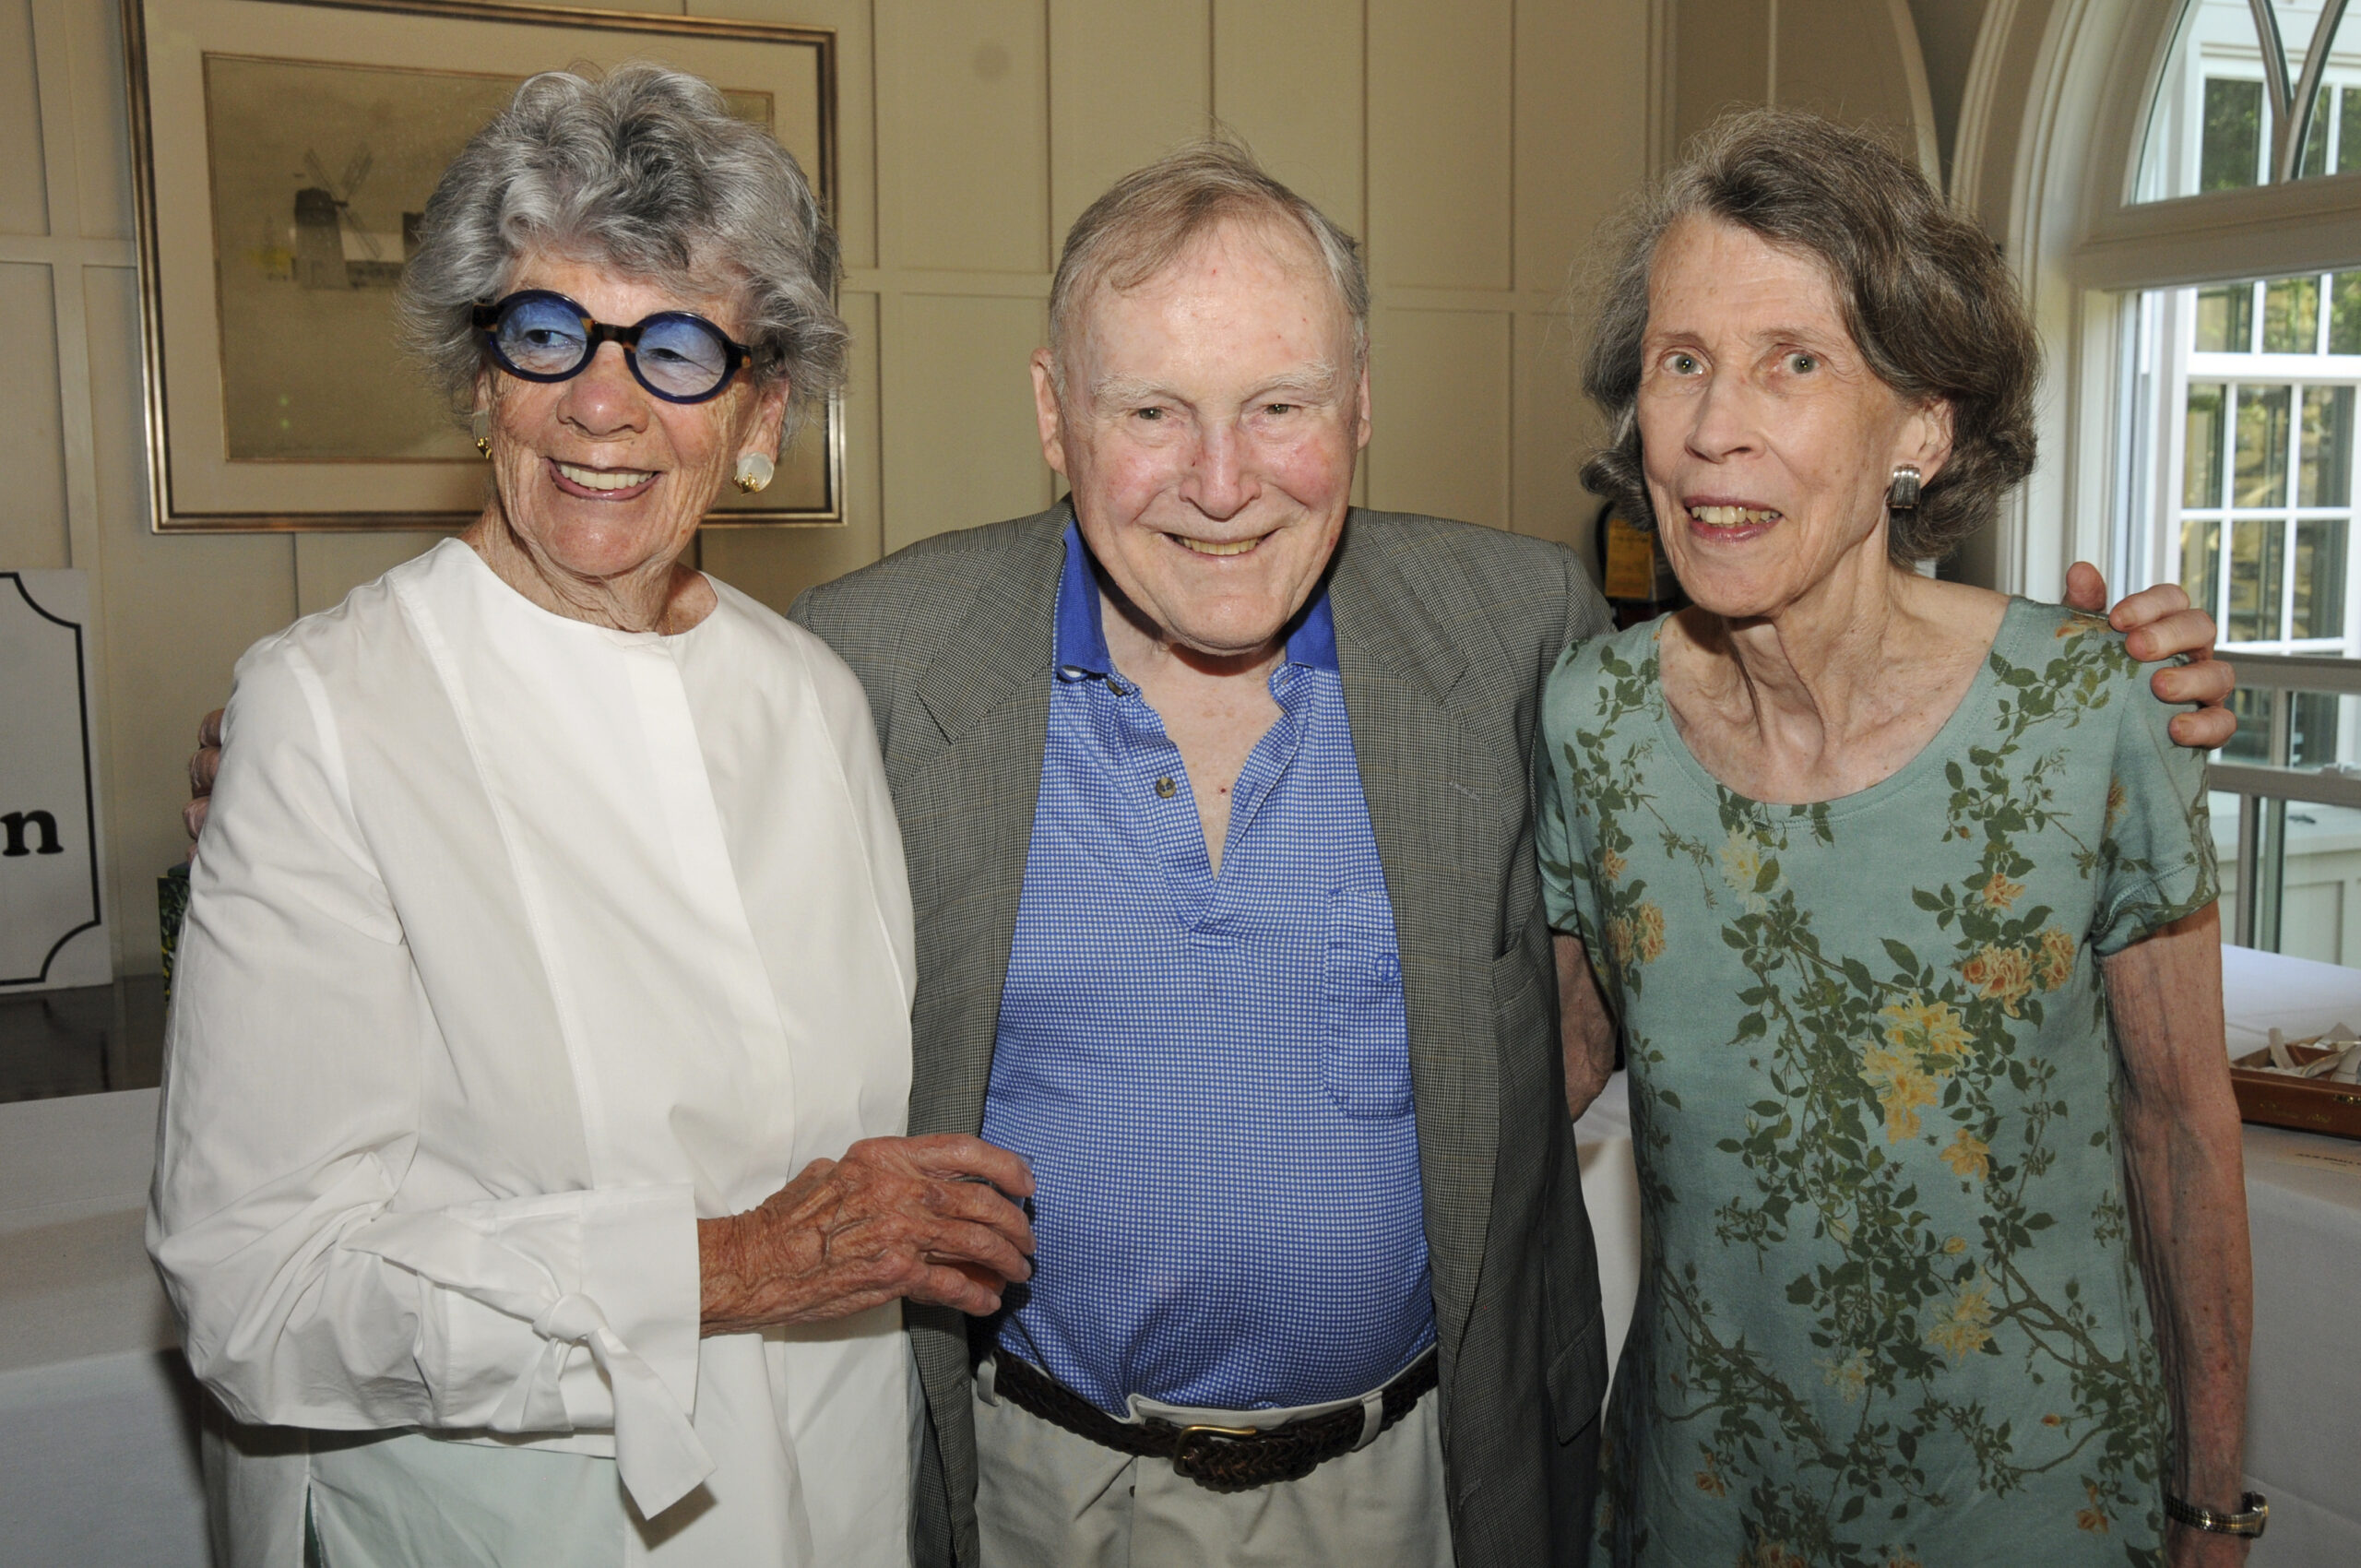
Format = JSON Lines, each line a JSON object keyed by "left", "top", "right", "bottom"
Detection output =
{"left": 1321, "top": 888, "right": 1412, "bottom": 1119}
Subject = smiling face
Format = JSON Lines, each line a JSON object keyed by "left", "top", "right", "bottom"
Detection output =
{"left": 1636, "top": 215, "right": 1950, "bottom": 621}
{"left": 477, "top": 252, "right": 786, "bottom": 592}
{"left": 1033, "top": 216, "right": 1370, "bottom": 663}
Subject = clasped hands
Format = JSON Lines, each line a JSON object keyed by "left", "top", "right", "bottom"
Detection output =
{"left": 697, "top": 1134, "right": 1036, "bottom": 1335}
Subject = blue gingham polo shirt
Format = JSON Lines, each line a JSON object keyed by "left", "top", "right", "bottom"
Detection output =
{"left": 980, "top": 521, "right": 1435, "bottom": 1415}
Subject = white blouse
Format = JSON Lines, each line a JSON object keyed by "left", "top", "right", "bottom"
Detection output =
{"left": 149, "top": 539, "right": 917, "bottom": 1568}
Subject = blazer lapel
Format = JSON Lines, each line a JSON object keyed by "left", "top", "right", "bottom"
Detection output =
{"left": 914, "top": 508, "right": 1067, "bottom": 748}
{"left": 1325, "top": 517, "right": 1496, "bottom": 1365}
{"left": 903, "top": 508, "right": 1067, "bottom": 1143}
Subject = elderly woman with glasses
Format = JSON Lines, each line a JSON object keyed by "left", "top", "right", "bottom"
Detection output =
{"left": 149, "top": 65, "right": 1033, "bottom": 1568}
{"left": 1539, "top": 112, "right": 2254, "bottom": 1566}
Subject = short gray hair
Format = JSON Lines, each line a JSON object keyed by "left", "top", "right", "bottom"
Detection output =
{"left": 1581, "top": 109, "right": 2039, "bottom": 563}
{"left": 397, "top": 62, "right": 846, "bottom": 439}
{"left": 1047, "top": 139, "right": 1367, "bottom": 398}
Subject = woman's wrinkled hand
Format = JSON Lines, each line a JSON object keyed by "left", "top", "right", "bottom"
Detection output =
{"left": 697, "top": 1134, "right": 1036, "bottom": 1334}
{"left": 184, "top": 707, "right": 225, "bottom": 852}
{"left": 2063, "top": 564, "right": 2236, "bottom": 750}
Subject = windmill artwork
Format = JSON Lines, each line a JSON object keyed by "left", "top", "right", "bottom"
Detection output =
{"left": 290, "top": 146, "right": 412, "bottom": 291}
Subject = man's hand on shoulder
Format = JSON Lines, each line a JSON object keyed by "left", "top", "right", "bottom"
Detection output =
{"left": 184, "top": 708, "right": 224, "bottom": 852}
{"left": 2062, "top": 563, "right": 2236, "bottom": 751}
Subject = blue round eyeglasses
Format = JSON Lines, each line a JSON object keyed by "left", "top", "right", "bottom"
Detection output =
{"left": 472, "top": 290, "right": 753, "bottom": 404}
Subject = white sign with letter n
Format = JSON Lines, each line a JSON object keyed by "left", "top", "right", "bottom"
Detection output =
{"left": 0, "top": 570, "right": 111, "bottom": 992}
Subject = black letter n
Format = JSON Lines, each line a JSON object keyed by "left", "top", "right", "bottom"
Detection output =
{"left": 0, "top": 811, "right": 63, "bottom": 856}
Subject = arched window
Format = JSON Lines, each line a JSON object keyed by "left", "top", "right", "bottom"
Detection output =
{"left": 1957, "top": 0, "right": 2361, "bottom": 960}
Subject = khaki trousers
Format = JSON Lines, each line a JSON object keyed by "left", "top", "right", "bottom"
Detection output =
{"left": 971, "top": 1363, "right": 1455, "bottom": 1568}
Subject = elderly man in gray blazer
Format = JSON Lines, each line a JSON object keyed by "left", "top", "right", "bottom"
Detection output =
{"left": 793, "top": 145, "right": 1608, "bottom": 1568}
{"left": 786, "top": 144, "right": 2231, "bottom": 1568}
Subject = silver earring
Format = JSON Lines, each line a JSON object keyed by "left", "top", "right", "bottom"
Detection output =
{"left": 1888, "top": 464, "right": 1922, "bottom": 513}
{"left": 733, "top": 452, "right": 775, "bottom": 494}
{"left": 471, "top": 409, "right": 491, "bottom": 458}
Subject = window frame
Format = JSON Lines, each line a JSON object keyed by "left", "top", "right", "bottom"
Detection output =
{"left": 1954, "top": 0, "right": 2361, "bottom": 952}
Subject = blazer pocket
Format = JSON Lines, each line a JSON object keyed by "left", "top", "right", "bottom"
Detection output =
{"left": 1488, "top": 922, "right": 1551, "bottom": 1040}
{"left": 1320, "top": 887, "right": 1412, "bottom": 1118}
{"left": 1546, "top": 1304, "right": 1607, "bottom": 1443}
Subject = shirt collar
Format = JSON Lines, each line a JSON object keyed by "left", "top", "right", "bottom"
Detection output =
{"left": 1051, "top": 517, "right": 1339, "bottom": 681}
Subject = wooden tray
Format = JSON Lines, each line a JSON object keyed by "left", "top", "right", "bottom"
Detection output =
{"left": 2230, "top": 1041, "right": 2361, "bottom": 1141}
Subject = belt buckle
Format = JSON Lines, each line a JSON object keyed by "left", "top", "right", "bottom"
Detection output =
{"left": 1170, "top": 1422, "right": 1260, "bottom": 1481}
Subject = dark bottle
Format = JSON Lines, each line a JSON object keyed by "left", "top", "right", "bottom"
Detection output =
{"left": 1595, "top": 500, "right": 1685, "bottom": 629}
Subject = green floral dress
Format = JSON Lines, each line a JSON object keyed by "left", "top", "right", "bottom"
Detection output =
{"left": 1535, "top": 600, "right": 2217, "bottom": 1568}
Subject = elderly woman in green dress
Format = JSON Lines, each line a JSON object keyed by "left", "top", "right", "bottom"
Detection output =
{"left": 1539, "top": 112, "right": 2255, "bottom": 1566}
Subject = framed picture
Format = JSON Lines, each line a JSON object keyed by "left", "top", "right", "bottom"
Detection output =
{"left": 122, "top": 0, "right": 840, "bottom": 530}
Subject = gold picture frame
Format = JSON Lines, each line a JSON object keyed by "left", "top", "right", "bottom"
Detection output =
{"left": 123, "top": 0, "right": 841, "bottom": 531}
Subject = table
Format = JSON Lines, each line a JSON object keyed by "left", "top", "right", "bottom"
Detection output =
{"left": 2222, "top": 942, "right": 2361, "bottom": 1057}
{"left": 0, "top": 1087, "right": 207, "bottom": 1568}
{"left": 1571, "top": 942, "right": 2361, "bottom": 1567}
{"left": 2198, "top": 944, "right": 2356, "bottom": 1568}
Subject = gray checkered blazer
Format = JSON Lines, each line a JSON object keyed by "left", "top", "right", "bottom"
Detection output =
{"left": 792, "top": 505, "right": 1612, "bottom": 1567}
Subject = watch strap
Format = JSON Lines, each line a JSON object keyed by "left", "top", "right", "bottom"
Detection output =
{"left": 2165, "top": 1490, "right": 2269, "bottom": 1538}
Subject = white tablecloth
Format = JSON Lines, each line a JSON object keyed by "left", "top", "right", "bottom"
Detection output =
{"left": 0, "top": 1088, "right": 206, "bottom": 1568}
{"left": 2223, "top": 941, "right": 2361, "bottom": 1057}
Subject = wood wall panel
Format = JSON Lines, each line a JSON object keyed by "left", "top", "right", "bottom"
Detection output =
{"left": 1047, "top": 0, "right": 1209, "bottom": 244}
{"left": 0, "top": 264, "right": 69, "bottom": 567}
{"left": 55, "top": 0, "right": 132, "bottom": 242}
{"left": 1366, "top": 307, "right": 1512, "bottom": 528}
{"left": 1514, "top": 309, "right": 1595, "bottom": 553}
{"left": 1367, "top": 0, "right": 1513, "bottom": 291}
{"left": 1776, "top": 0, "right": 1935, "bottom": 172}
{"left": 874, "top": 0, "right": 1049, "bottom": 275}
{"left": 1211, "top": 0, "right": 1363, "bottom": 238}
{"left": 1520, "top": 0, "right": 1650, "bottom": 294}
{"left": 0, "top": 0, "right": 49, "bottom": 235}
{"left": 1671, "top": 0, "right": 1770, "bottom": 155}
{"left": 879, "top": 292, "right": 1050, "bottom": 552}
{"left": 1667, "top": 0, "right": 1937, "bottom": 176}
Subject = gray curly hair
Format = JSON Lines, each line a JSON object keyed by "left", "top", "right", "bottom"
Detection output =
{"left": 1580, "top": 108, "right": 2039, "bottom": 564}
{"left": 397, "top": 62, "right": 846, "bottom": 441}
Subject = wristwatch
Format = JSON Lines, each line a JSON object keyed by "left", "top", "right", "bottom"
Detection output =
{"left": 2165, "top": 1491, "right": 2269, "bottom": 1538}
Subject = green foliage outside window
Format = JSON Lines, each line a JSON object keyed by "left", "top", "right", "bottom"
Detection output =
{"left": 2236, "top": 385, "right": 2291, "bottom": 506}
{"left": 2203, "top": 77, "right": 2263, "bottom": 190}
{"left": 2185, "top": 383, "right": 2225, "bottom": 507}
{"left": 2196, "top": 286, "right": 2252, "bottom": 352}
{"left": 2267, "top": 275, "right": 2322, "bottom": 352}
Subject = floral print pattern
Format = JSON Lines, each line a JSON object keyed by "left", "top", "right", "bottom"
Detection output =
{"left": 1536, "top": 601, "right": 2217, "bottom": 1568}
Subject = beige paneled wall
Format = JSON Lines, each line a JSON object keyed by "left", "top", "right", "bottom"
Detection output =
{"left": 1666, "top": 0, "right": 1940, "bottom": 175}
{"left": 5, "top": 0, "right": 1660, "bottom": 976}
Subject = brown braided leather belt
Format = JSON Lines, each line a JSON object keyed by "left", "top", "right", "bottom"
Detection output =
{"left": 986, "top": 1348, "right": 1440, "bottom": 1493}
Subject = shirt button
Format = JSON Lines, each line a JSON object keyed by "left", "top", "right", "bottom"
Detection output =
{"left": 1155, "top": 777, "right": 1178, "bottom": 799}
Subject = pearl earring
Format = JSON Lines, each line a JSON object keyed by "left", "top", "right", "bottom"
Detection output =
{"left": 733, "top": 452, "right": 775, "bottom": 493}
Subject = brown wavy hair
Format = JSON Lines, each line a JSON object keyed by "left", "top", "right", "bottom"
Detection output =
{"left": 1580, "top": 109, "right": 2039, "bottom": 564}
